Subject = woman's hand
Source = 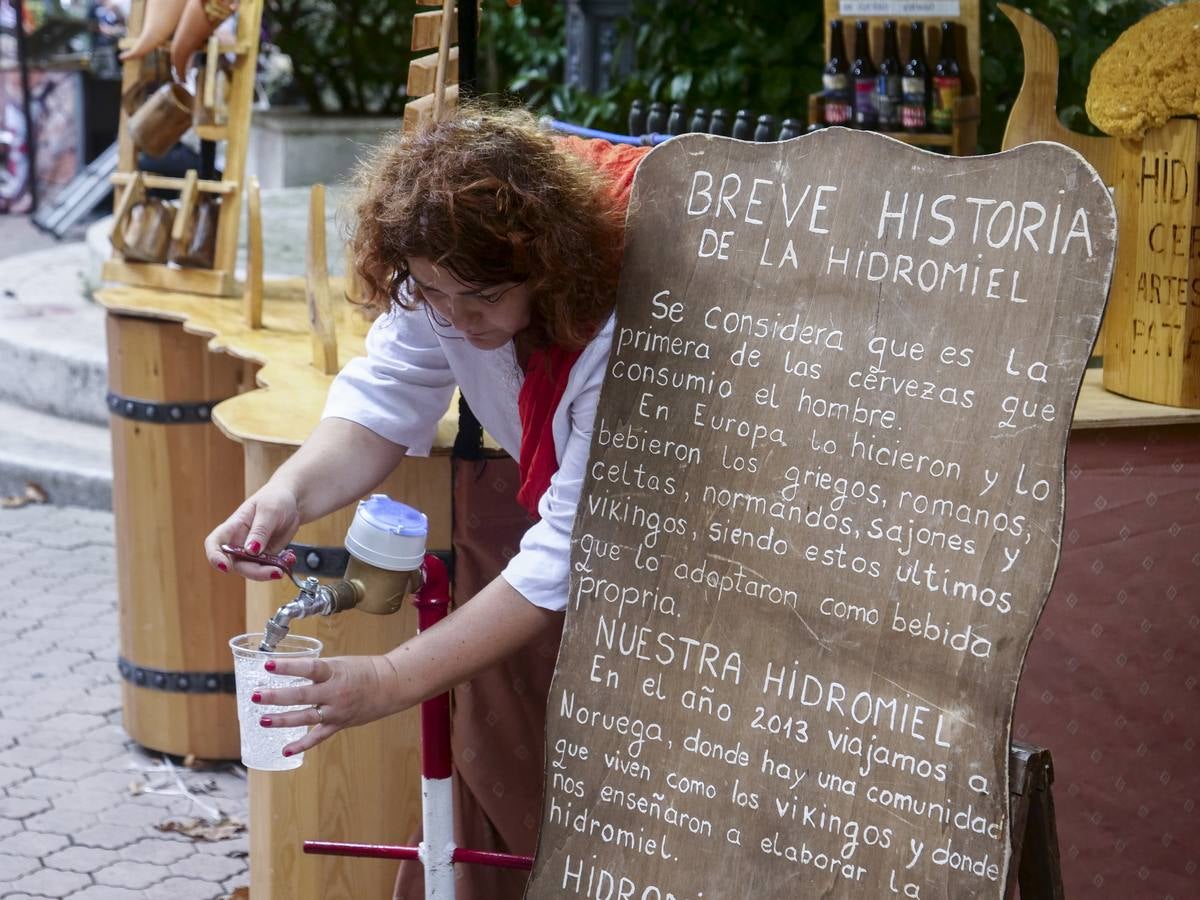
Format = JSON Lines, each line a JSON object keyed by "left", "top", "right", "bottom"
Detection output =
{"left": 203, "top": 482, "right": 303, "bottom": 580}
{"left": 250, "top": 654, "right": 411, "bottom": 757}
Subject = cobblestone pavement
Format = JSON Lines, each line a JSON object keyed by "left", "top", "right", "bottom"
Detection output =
{"left": 0, "top": 504, "right": 249, "bottom": 899}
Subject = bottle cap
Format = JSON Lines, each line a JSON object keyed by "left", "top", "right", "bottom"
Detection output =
{"left": 344, "top": 494, "right": 428, "bottom": 571}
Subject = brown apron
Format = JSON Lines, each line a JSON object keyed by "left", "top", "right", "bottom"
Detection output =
{"left": 394, "top": 455, "right": 559, "bottom": 900}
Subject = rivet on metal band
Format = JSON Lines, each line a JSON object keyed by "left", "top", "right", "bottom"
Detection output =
{"left": 106, "top": 391, "right": 216, "bottom": 425}
{"left": 118, "top": 657, "right": 236, "bottom": 694}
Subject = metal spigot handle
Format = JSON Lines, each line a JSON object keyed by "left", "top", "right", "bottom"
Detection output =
{"left": 219, "top": 543, "right": 304, "bottom": 588}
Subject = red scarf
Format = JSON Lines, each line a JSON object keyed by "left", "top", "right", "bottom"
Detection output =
{"left": 515, "top": 137, "right": 650, "bottom": 517}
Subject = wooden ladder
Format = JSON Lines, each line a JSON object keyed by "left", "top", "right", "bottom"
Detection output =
{"left": 103, "top": 0, "right": 264, "bottom": 297}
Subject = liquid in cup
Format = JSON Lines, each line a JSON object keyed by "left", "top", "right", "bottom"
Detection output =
{"left": 229, "top": 633, "right": 322, "bottom": 771}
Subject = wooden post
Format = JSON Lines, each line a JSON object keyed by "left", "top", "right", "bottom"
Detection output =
{"left": 306, "top": 184, "right": 339, "bottom": 375}
{"left": 433, "top": 0, "right": 456, "bottom": 121}
{"left": 243, "top": 176, "right": 263, "bottom": 329}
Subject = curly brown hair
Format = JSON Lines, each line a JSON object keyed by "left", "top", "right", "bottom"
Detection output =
{"left": 347, "top": 105, "right": 627, "bottom": 351}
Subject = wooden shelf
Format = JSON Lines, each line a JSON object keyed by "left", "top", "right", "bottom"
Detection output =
{"left": 108, "top": 0, "right": 263, "bottom": 297}
{"left": 807, "top": 93, "right": 979, "bottom": 155}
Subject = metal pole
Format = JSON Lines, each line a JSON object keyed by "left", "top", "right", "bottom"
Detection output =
{"left": 412, "top": 554, "right": 455, "bottom": 900}
{"left": 458, "top": 0, "right": 477, "bottom": 98}
{"left": 13, "top": 0, "right": 37, "bottom": 211}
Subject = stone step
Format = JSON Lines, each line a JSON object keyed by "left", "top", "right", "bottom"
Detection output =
{"left": 0, "top": 399, "right": 112, "bottom": 510}
{"left": 0, "top": 242, "right": 109, "bottom": 425}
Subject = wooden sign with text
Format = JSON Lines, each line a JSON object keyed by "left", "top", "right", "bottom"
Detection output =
{"left": 527, "top": 130, "right": 1114, "bottom": 900}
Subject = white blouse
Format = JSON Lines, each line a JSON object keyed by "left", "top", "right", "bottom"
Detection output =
{"left": 322, "top": 304, "right": 614, "bottom": 612}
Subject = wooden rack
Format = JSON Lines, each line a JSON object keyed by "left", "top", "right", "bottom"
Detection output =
{"left": 811, "top": 0, "right": 981, "bottom": 155}
{"left": 102, "top": 0, "right": 264, "bottom": 297}
{"left": 403, "top": 0, "right": 483, "bottom": 132}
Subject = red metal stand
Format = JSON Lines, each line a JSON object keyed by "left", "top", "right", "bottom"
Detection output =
{"left": 302, "top": 553, "right": 534, "bottom": 895}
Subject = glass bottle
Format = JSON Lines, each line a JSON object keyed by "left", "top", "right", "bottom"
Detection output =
{"left": 851, "top": 20, "right": 877, "bottom": 129}
{"left": 627, "top": 99, "right": 646, "bottom": 137}
{"left": 822, "top": 19, "right": 852, "bottom": 127}
{"left": 875, "top": 20, "right": 902, "bottom": 131}
{"left": 900, "top": 21, "right": 928, "bottom": 133}
{"left": 931, "top": 21, "right": 962, "bottom": 134}
{"left": 732, "top": 109, "right": 755, "bottom": 140}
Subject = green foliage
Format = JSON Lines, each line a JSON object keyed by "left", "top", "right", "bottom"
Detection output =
{"left": 483, "top": 0, "right": 824, "bottom": 131}
{"left": 485, "top": 0, "right": 1178, "bottom": 152}
{"left": 264, "top": 0, "right": 414, "bottom": 115}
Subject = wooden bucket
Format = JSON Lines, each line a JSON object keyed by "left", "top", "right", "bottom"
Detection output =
{"left": 108, "top": 313, "right": 251, "bottom": 759}
{"left": 1104, "top": 117, "right": 1200, "bottom": 407}
{"left": 243, "top": 440, "right": 452, "bottom": 900}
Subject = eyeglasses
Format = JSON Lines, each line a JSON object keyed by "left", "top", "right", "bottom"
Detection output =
{"left": 404, "top": 275, "right": 524, "bottom": 331}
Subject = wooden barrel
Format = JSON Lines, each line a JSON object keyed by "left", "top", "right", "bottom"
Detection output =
{"left": 108, "top": 312, "right": 252, "bottom": 759}
{"left": 1104, "top": 117, "right": 1200, "bottom": 407}
{"left": 242, "top": 440, "right": 452, "bottom": 900}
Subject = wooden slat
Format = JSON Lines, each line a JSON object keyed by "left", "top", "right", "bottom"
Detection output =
{"left": 171, "top": 169, "right": 199, "bottom": 242}
{"left": 111, "top": 172, "right": 236, "bottom": 194}
{"left": 243, "top": 176, "right": 264, "bottom": 329}
{"left": 403, "top": 84, "right": 459, "bottom": 133}
{"left": 306, "top": 184, "right": 339, "bottom": 375}
{"left": 433, "top": 0, "right": 456, "bottom": 120}
{"left": 101, "top": 259, "right": 237, "bottom": 296}
{"left": 412, "top": 6, "right": 457, "bottom": 51}
{"left": 407, "top": 47, "right": 459, "bottom": 97}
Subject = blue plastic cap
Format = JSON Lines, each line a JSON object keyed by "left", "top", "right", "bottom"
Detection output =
{"left": 357, "top": 494, "right": 428, "bottom": 537}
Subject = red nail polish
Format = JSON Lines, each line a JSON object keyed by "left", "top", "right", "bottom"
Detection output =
{"left": 247, "top": 540, "right": 262, "bottom": 554}
{"left": 251, "top": 692, "right": 262, "bottom": 703}
{"left": 260, "top": 717, "right": 272, "bottom": 727}
{"left": 217, "top": 562, "right": 228, "bottom": 572}
{"left": 282, "top": 749, "right": 294, "bottom": 758}
{"left": 264, "top": 660, "right": 276, "bottom": 672}
{"left": 270, "top": 571, "right": 282, "bottom": 580}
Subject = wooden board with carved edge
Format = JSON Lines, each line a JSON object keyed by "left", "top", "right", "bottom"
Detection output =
{"left": 527, "top": 130, "right": 1114, "bottom": 900}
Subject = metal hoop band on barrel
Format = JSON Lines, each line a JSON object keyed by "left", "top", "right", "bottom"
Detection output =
{"left": 106, "top": 390, "right": 217, "bottom": 424}
{"left": 118, "top": 656, "right": 236, "bottom": 694}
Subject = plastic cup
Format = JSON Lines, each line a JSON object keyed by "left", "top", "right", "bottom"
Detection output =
{"left": 229, "top": 632, "right": 322, "bottom": 771}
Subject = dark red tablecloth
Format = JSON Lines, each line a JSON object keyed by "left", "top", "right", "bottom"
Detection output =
{"left": 1015, "top": 424, "right": 1200, "bottom": 899}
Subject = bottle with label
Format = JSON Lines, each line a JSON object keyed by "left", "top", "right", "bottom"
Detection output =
{"left": 900, "top": 21, "right": 928, "bottom": 133}
{"left": 850, "top": 20, "right": 877, "bottom": 129}
{"left": 822, "top": 19, "right": 851, "bottom": 126}
{"left": 931, "top": 20, "right": 962, "bottom": 133}
{"left": 875, "top": 19, "right": 902, "bottom": 131}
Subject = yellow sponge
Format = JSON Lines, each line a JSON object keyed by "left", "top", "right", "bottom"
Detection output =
{"left": 1085, "top": 1, "right": 1200, "bottom": 138}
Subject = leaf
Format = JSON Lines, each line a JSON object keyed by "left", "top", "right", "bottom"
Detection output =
{"left": 668, "top": 72, "right": 694, "bottom": 101}
{"left": 157, "top": 815, "right": 247, "bottom": 842}
{"left": 1, "top": 482, "right": 49, "bottom": 509}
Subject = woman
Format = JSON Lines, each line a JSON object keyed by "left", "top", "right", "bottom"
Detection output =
{"left": 204, "top": 105, "right": 649, "bottom": 898}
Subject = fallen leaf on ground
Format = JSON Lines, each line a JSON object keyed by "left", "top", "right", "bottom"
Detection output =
{"left": 221, "top": 888, "right": 249, "bottom": 900}
{"left": 157, "top": 815, "right": 246, "bottom": 841}
{"left": 1, "top": 482, "right": 50, "bottom": 508}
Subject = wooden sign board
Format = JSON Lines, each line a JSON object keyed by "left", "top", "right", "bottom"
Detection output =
{"left": 528, "top": 130, "right": 1114, "bottom": 899}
